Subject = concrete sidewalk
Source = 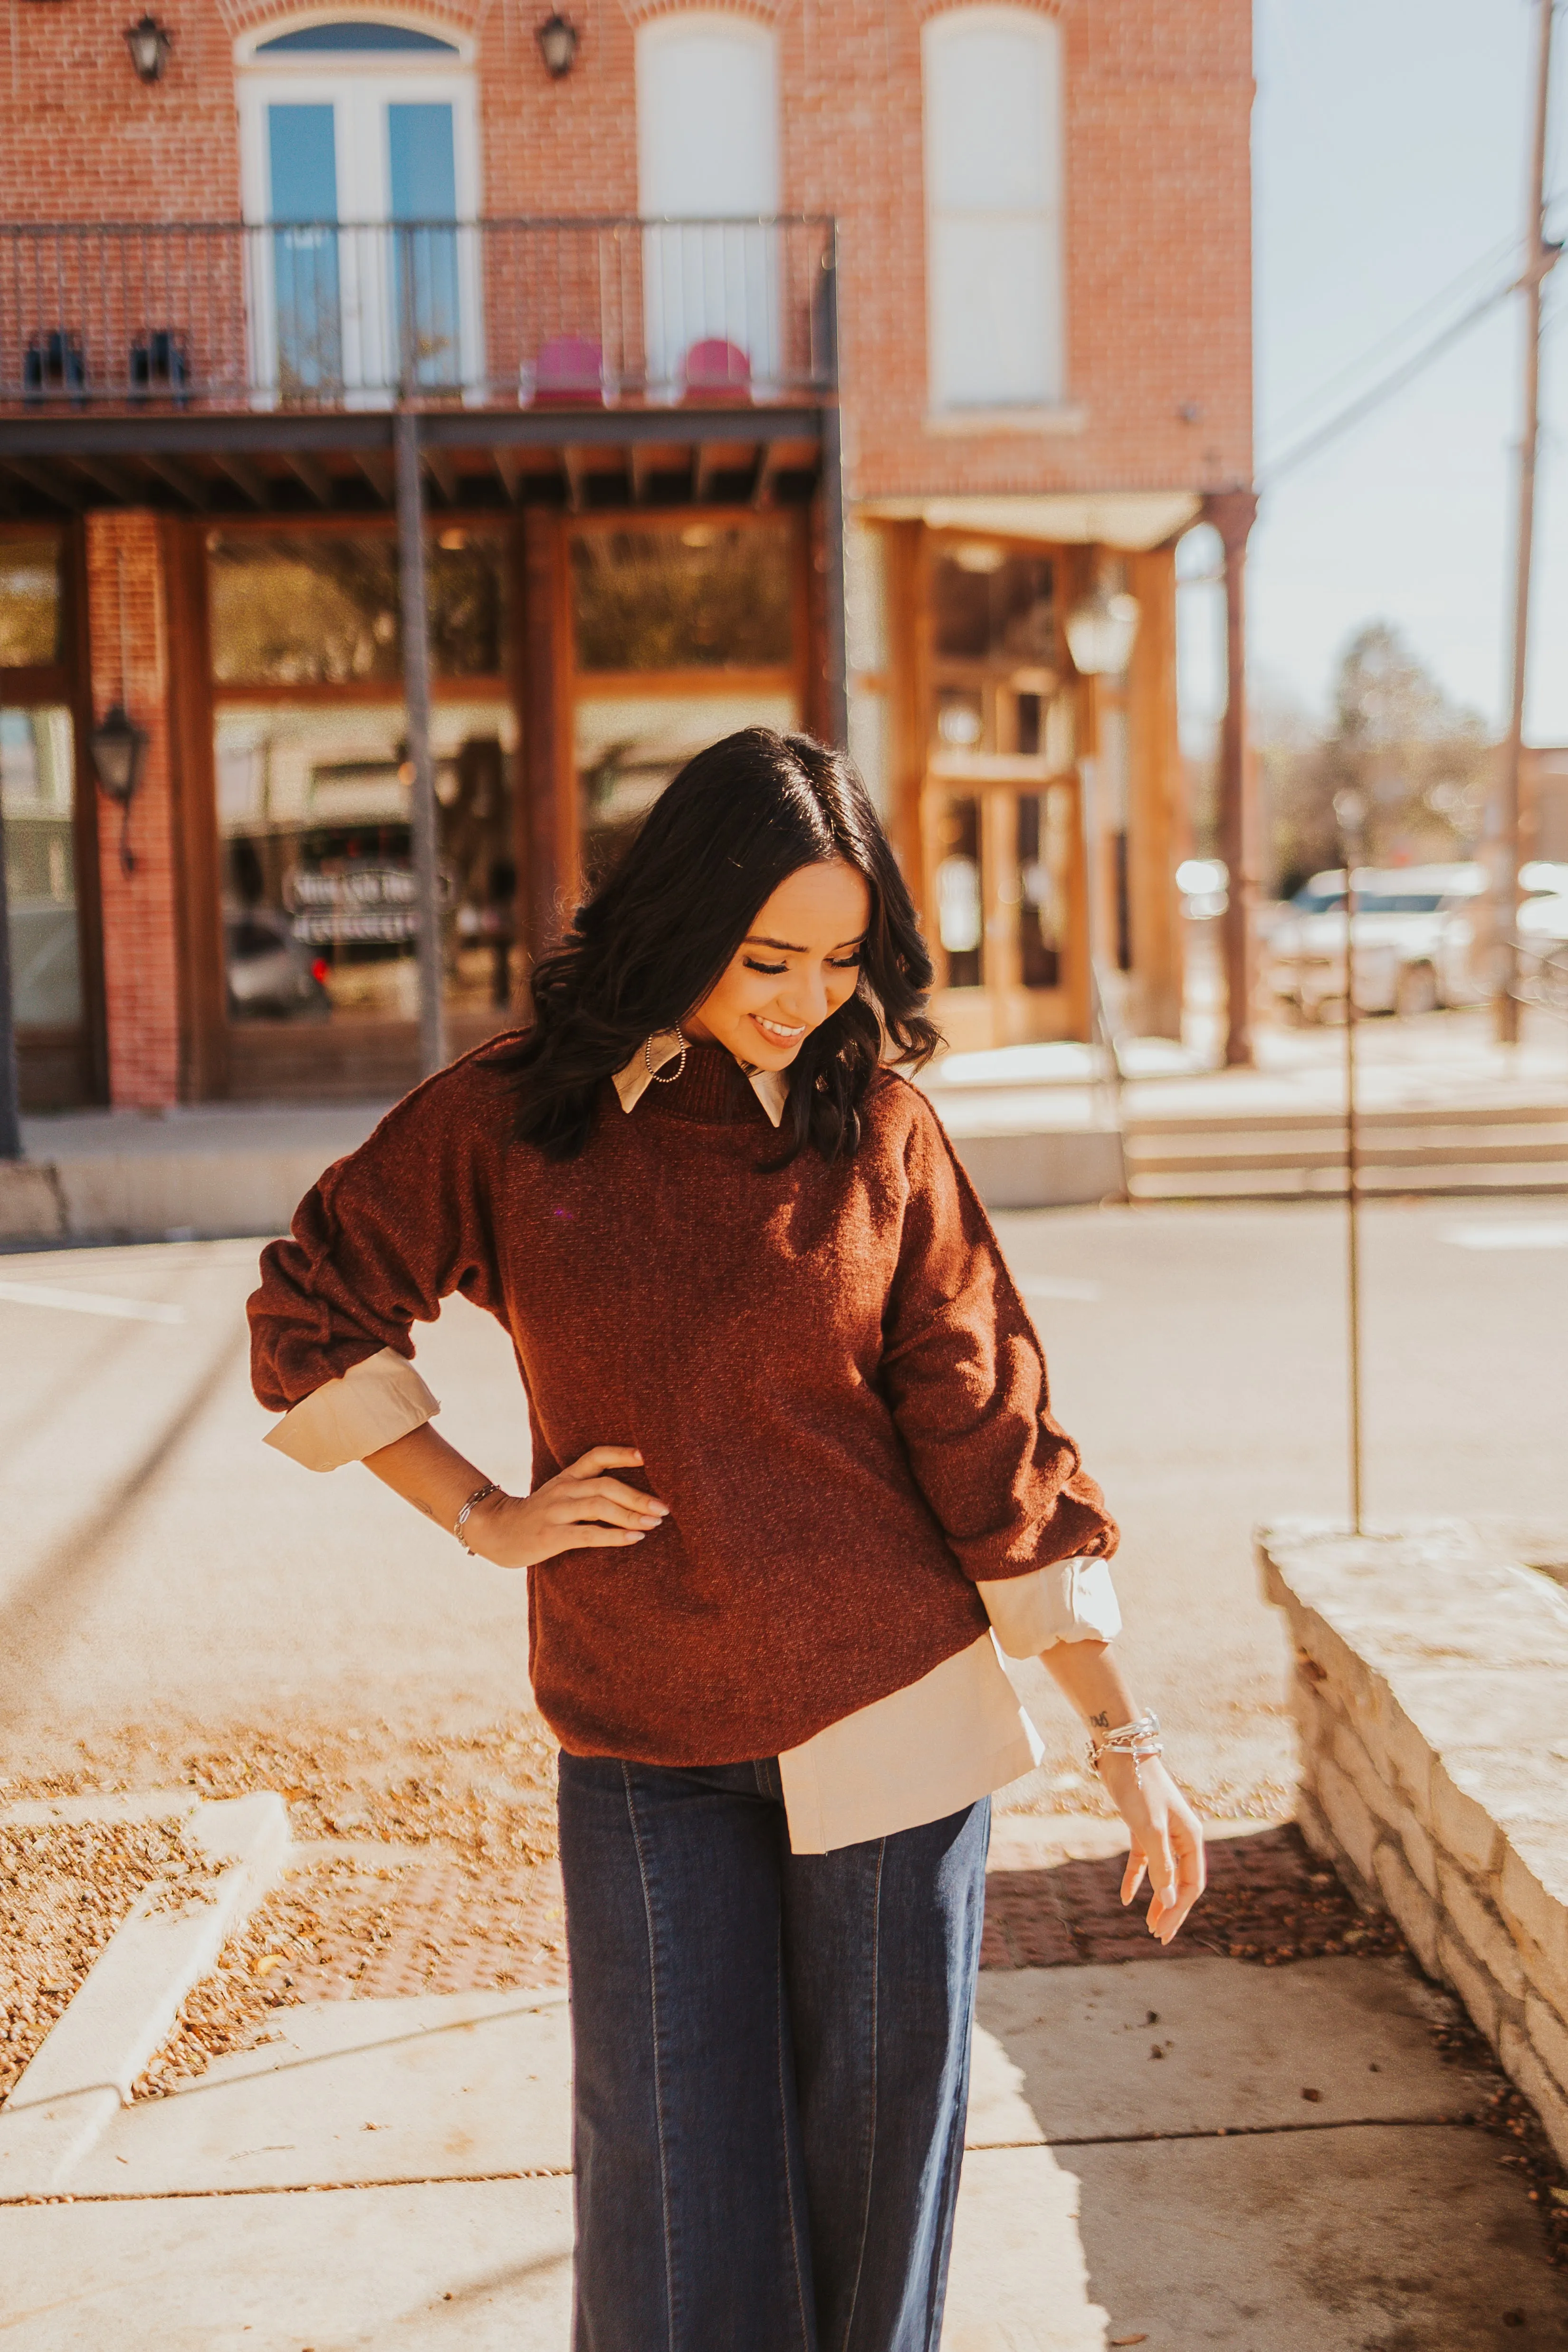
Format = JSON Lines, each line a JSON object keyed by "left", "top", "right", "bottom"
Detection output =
{"left": 2, "top": 1821, "right": 1563, "bottom": 2350}
{"left": 7, "top": 1004, "right": 1567, "bottom": 1243}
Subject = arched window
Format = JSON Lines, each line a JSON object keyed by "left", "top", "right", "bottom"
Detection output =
{"left": 636, "top": 13, "right": 781, "bottom": 394}
{"left": 237, "top": 17, "right": 479, "bottom": 399}
{"left": 922, "top": 7, "right": 1064, "bottom": 412}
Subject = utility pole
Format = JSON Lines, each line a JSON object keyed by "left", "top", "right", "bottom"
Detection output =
{"left": 1498, "top": 0, "right": 1558, "bottom": 1044}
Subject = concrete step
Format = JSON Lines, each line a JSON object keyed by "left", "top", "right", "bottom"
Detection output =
{"left": 1129, "top": 1160, "right": 1568, "bottom": 1201}
{"left": 1127, "top": 1123, "right": 1568, "bottom": 1176}
{"left": 1127, "top": 1101, "right": 1568, "bottom": 1138}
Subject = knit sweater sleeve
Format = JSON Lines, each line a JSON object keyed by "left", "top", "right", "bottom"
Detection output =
{"left": 878, "top": 1082, "right": 1118, "bottom": 1585}
{"left": 248, "top": 1058, "right": 503, "bottom": 1419}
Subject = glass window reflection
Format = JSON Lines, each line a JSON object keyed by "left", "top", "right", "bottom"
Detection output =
{"left": 0, "top": 706, "right": 81, "bottom": 1027}
{"left": 572, "top": 524, "right": 794, "bottom": 673}
{"left": 208, "top": 529, "right": 507, "bottom": 686}
{"left": 0, "top": 537, "right": 65, "bottom": 668}
{"left": 215, "top": 699, "right": 517, "bottom": 1028}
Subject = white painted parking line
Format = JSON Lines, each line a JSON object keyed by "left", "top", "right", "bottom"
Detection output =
{"left": 1021, "top": 1277, "right": 1104, "bottom": 1302}
{"left": 1443, "top": 1224, "right": 1568, "bottom": 1251}
{"left": 0, "top": 1280, "right": 186, "bottom": 1325}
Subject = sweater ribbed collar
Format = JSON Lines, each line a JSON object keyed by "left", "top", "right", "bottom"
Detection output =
{"left": 613, "top": 1034, "right": 790, "bottom": 1127}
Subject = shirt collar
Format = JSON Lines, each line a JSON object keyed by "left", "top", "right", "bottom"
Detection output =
{"left": 612, "top": 1033, "right": 791, "bottom": 1128}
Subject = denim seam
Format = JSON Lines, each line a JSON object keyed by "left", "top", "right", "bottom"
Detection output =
{"left": 622, "top": 1762, "right": 680, "bottom": 2352}
{"left": 773, "top": 1921, "right": 814, "bottom": 2352}
{"left": 835, "top": 1836, "right": 884, "bottom": 2352}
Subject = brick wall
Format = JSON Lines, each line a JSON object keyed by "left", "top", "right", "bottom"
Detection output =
{"left": 2, "top": 0, "right": 1253, "bottom": 498}
{"left": 84, "top": 510, "right": 182, "bottom": 1108}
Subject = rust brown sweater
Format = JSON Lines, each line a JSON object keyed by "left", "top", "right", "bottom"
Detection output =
{"left": 249, "top": 1039, "right": 1116, "bottom": 1765}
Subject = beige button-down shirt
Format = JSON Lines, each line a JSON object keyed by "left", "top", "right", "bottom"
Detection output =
{"left": 264, "top": 1034, "right": 1120, "bottom": 1850}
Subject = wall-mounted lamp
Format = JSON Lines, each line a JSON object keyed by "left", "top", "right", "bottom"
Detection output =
{"left": 1064, "top": 583, "right": 1141, "bottom": 679}
{"left": 536, "top": 10, "right": 578, "bottom": 77}
{"left": 90, "top": 705, "right": 149, "bottom": 876}
{"left": 124, "top": 13, "right": 173, "bottom": 82}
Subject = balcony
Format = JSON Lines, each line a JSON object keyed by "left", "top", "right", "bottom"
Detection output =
{"left": 0, "top": 215, "right": 839, "bottom": 517}
{"left": 0, "top": 215, "right": 836, "bottom": 414}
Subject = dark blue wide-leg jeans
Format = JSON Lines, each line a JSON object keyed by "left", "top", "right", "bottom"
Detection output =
{"left": 557, "top": 1753, "right": 989, "bottom": 2352}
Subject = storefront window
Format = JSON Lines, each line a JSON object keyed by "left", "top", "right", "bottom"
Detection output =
{"left": 932, "top": 546, "right": 1056, "bottom": 667}
{"left": 208, "top": 529, "right": 507, "bottom": 686}
{"left": 572, "top": 523, "right": 794, "bottom": 673}
{"left": 575, "top": 689, "right": 799, "bottom": 891}
{"left": 0, "top": 537, "right": 64, "bottom": 668}
{"left": 1017, "top": 784, "right": 1074, "bottom": 992}
{"left": 934, "top": 794, "right": 983, "bottom": 989}
{"left": 215, "top": 699, "right": 517, "bottom": 1028}
{"left": 0, "top": 706, "right": 81, "bottom": 1026}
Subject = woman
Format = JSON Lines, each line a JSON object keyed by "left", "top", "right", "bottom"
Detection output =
{"left": 249, "top": 727, "right": 1204, "bottom": 2352}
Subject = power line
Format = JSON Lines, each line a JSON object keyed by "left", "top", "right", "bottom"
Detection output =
{"left": 1266, "top": 228, "right": 1524, "bottom": 446}
{"left": 1260, "top": 274, "right": 1521, "bottom": 487}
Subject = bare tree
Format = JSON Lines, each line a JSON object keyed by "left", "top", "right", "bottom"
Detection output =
{"left": 1262, "top": 622, "right": 1492, "bottom": 899}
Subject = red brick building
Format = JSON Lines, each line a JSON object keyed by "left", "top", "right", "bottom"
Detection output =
{"left": 0, "top": 0, "right": 1253, "bottom": 1114}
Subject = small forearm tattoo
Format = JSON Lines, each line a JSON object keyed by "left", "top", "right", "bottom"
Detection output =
{"left": 413, "top": 1498, "right": 437, "bottom": 1522}
{"left": 1090, "top": 1711, "right": 1110, "bottom": 1730}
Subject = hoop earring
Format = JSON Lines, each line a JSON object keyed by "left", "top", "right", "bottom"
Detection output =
{"left": 645, "top": 1025, "right": 688, "bottom": 1084}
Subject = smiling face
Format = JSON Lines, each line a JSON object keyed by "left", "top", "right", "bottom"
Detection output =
{"left": 684, "top": 858, "right": 872, "bottom": 1071}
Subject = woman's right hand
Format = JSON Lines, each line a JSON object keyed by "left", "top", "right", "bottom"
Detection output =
{"left": 465, "top": 1446, "right": 669, "bottom": 1569}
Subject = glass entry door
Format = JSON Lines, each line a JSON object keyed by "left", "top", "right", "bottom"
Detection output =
{"left": 926, "top": 781, "right": 1082, "bottom": 1051}
{"left": 241, "top": 31, "right": 478, "bottom": 402}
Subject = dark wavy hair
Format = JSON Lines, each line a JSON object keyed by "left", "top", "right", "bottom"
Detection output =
{"left": 496, "top": 727, "right": 939, "bottom": 1163}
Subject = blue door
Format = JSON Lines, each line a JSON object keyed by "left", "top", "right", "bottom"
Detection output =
{"left": 389, "top": 104, "right": 459, "bottom": 390}
{"left": 268, "top": 104, "right": 342, "bottom": 393}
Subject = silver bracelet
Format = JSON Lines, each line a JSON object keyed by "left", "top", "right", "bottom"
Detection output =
{"left": 1086, "top": 1709, "right": 1163, "bottom": 1781}
{"left": 453, "top": 1481, "right": 501, "bottom": 1555}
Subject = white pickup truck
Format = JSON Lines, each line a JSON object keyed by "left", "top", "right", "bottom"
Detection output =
{"left": 1265, "top": 863, "right": 1488, "bottom": 1022}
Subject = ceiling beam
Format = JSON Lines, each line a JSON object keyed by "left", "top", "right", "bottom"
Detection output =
{"left": 142, "top": 451, "right": 209, "bottom": 509}
{"left": 69, "top": 454, "right": 140, "bottom": 502}
{"left": 0, "top": 457, "right": 82, "bottom": 511}
{"left": 211, "top": 450, "right": 270, "bottom": 507}
{"left": 282, "top": 450, "right": 334, "bottom": 507}
{"left": 750, "top": 440, "right": 781, "bottom": 511}
{"left": 353, "top": 448, "right": 394, "bottom": 503}
{"left": 492, "top": 446, "right": 523, "bottom": 505}
{"left": 421, "top": 444, "right": 459, "bottom": 504}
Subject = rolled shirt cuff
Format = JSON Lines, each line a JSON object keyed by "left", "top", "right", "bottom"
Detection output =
{"left": 977, "top": 1555, "right": 1121, "bottom": 1660}
{"left": 263, "top": 1345, "right": 440, "bottom": 1472}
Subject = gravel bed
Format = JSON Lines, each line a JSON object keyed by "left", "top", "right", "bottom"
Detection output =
{"left": 0, "top": 1816, "right": 220, "bottom": 2105}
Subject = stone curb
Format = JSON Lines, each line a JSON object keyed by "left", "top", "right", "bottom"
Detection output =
{"left": 1258, "top": 1515, "right": 1568, "bottom": 2166}
{"left": 0, "top": 1793, "right": 290, "bottom": 2197}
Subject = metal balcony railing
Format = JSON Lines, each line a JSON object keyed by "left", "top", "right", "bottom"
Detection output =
{"left": 0, "top": 216, "right": 837, "bottom": 411}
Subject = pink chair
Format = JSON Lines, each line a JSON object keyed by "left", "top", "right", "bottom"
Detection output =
{"left": 683, "top": 338, "right": 752, "bottom": 401}
{"left": 522, "top": 335, "right": 606, "bottom": 407}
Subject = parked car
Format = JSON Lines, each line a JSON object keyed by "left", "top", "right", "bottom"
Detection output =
{"left": 225, "top": 908, "right": 331, "bottom": 1021}
{"left": 1266, "top": 864, "right": 1487, "bottom": 1022}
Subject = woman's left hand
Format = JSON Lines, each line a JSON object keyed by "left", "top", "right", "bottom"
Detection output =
{"left": 1095, "top": 1754, "right": 1206, "bottom": 1944}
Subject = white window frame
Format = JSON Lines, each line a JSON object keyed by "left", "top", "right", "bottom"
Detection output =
{"left": 921, "top": 6, "right": 1066, "bottom": 418}
{"left": 236, "top": 14, "right": 483, "bottom": 407}
{"left": 634, "top": 12, "right": 783, "bottom": 397}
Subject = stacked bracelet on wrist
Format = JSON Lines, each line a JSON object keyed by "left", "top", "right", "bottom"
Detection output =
{"left": 1086, "top": 1709, "right": 1163, "bottom": 1784}
{"left": 453, "top": 1481, "right": 501, "bottom": 1555}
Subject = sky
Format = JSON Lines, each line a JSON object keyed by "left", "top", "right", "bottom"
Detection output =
{"left": 1182, "top": 0, "right": 1568, "bottom": 748}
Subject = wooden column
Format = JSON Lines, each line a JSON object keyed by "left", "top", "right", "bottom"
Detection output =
{"left": 1128, "top": 544, "right": 1183, "bottom": 1040}
{"left": 162, "top": 517, "right": 226, "bottom": 1100}
{"left": 883, "top": 520, "right": 927, "bottom": 905}
{"left": 1206, "top": 488, "right": 1259, "bottom": 1067}
{"left": 519, "top": 506, "right": 576, "bottom": 979}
